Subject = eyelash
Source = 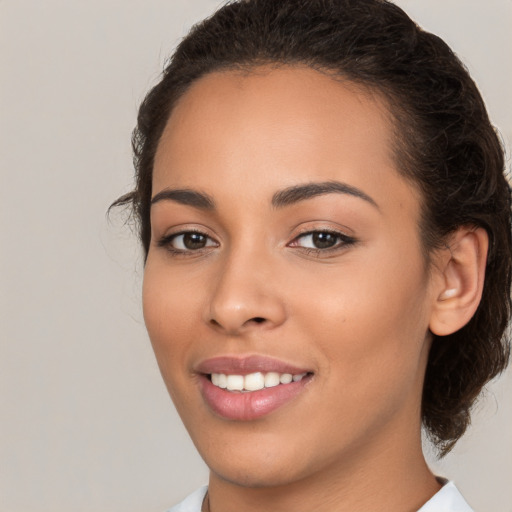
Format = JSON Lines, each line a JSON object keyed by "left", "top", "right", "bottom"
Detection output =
{"left": 157, "top": 229, "right": 218, "bottom": 256}
{"left": 157, "top": 228, "right": 357, "bottom": 257}
{"left": 290, "top": 229, "right": 357, "bottom": 255}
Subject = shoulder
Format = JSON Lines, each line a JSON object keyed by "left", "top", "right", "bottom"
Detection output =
{"left": 165, "top": 486, "right": 208, "bottom": 512}
{"left": 417, "top": 481, "right": 474, "bottom": 512}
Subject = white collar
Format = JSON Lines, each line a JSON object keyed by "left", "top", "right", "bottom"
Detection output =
{"left": 417, "top": 480, "right": 473, "bottom": 512}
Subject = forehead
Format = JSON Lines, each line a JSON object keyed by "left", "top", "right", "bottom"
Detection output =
{"left": 152, "top": 66, "right": 418, "bottom": 220}
{"left": 155, "top": 66, "right": 393, "bottom": 176}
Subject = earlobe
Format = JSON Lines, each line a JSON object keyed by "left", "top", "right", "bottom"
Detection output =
{"left": 429, "top": 227, "right": 488, "bottom": 336}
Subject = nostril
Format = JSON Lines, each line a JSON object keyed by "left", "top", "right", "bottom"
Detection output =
{"left": 207, "top": 315, "right": 269, "bottom": 332}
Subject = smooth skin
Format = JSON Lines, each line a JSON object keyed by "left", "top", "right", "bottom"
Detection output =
{"left": 143, "top": 66, "right": 488, "bottom": 512}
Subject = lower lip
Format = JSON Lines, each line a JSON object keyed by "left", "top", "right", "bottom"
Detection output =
{"left": 199, "top": 375, "right": 311, "bottom": 421}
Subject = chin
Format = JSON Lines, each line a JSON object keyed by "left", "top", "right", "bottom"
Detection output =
{"left": 207, "top": 458, "right": 307, "bottom": 489}
{"left": 201, "top": 441, "right": 295, "bottom": 487}
{"left": 195, "top": 429, "right": 335, "bottom": 490}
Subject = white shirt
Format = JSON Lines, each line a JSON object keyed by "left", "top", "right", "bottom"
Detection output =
{"left": 418, "top": 481, "right": 473, "bottom": 512}
{"left": 166, "top": 481, "right": 473, "bottom": 512}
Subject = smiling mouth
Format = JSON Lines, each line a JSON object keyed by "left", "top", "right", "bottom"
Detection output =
{"left": 196, "top": 355, "right": 314, "bottom": 420}
{"left": 209, "top": 371, "right": 310, "bottom": 392}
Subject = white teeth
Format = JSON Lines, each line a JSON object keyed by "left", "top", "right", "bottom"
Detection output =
{"left": 264, "top": 372, "right": 280, "bottom": 388}
{"left": 212, "top": 373, "right": 228, "bottom": 388}
{"left": 280, "top": 373, "right": 293, "bottom": 384}
{"left": 217, "top": 374, "right": 227, "bottom": 388}
{"left": 244, "top": 372, "right": 265, "bottom": 391}
{"left": 226, "top": 375, "right": 244, "bottom": 391}
{"left": 210, "top": 371, "right": 308, "bottom": 391}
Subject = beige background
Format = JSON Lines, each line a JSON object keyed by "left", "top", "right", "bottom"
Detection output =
{"left": 1, "top": 1, "right": 511, "bottom": 511}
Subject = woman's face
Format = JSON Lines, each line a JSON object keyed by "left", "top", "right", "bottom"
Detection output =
{"left": 144, "top": 67, "right": 438, "bottom": 487}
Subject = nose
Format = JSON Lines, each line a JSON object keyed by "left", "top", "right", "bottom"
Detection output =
{"left": 205, "top": 249, "right": 287, "bottom": 335}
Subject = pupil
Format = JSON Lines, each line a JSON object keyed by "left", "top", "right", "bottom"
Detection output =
{"left": 184, "top": 233, "right": 207, "bottom": 249}
{"left": 312, "top": 232, "right": 337, "bottom": 249}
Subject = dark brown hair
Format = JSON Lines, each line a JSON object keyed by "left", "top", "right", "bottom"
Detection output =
{"left": 114, "top": 0, "right": 511, "bottom": 454}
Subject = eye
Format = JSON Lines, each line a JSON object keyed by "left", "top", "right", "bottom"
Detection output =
{"left": 291, "top": 230, "right": 356, "bottom": 252}
{"left": 158, "top": 230, "right": 218, "bottom": 253}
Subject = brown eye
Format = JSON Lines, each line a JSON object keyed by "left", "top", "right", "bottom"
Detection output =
{"left": 182, "top": 232, "right": 208, "bottom": 249}
{"left": 311, "top": 232, "right": 337, "bottom": 249}
{"left": 292, "top": 230, "right": 356, "bottom": 252}
{"left": 164, "top": 231, "right": 218, "bottom": 252}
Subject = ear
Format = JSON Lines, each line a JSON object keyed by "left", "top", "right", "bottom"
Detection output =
{"left": 429, "top": 227, "right": 488, "bottom": 336}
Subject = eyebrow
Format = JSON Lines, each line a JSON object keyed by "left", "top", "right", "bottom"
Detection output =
{"left": 271, "top": 181, "right": 379, "bottom": 209}
{"left": 151, "top": 188, "right": 215, "bottom": 210}
{"left": 150, "top": 180, "right": 378, "bottom": 211}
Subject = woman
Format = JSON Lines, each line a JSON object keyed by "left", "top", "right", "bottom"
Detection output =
{"left": 114, "top": 0, "right": 511, "bottom": 510}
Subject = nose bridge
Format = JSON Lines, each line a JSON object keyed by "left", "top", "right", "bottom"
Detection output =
{"left": 206, "top": 238, "right": 286, "bottom": 334}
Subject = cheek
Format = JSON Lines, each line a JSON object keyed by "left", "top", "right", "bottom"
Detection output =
{"left": 290, "top": 246, "right": 431, "bottom": 397}
{"left": 142, "top": 260, "right": 202, "bottom": 376}
{"left": 142, "top": 260, "right": 212, "bottom": 427}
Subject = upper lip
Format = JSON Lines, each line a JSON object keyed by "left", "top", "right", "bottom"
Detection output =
{"left": 195, "top": 355, "right": 312, "bottom": 375}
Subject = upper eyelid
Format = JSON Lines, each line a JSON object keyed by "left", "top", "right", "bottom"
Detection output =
{"left": 290, "top": 226, "right": 354, "bottom": 240}
{"left": 295, "top": 227, "right": 347, "bottom": 236}
{"left": 292, "top": 231, "right": 354, "bottom": 242}
{"left": 158, "top": 225, "right": 217, "bottom": 239}
{"left": 157, "top": 228, "right": 217, "bottom": 246}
